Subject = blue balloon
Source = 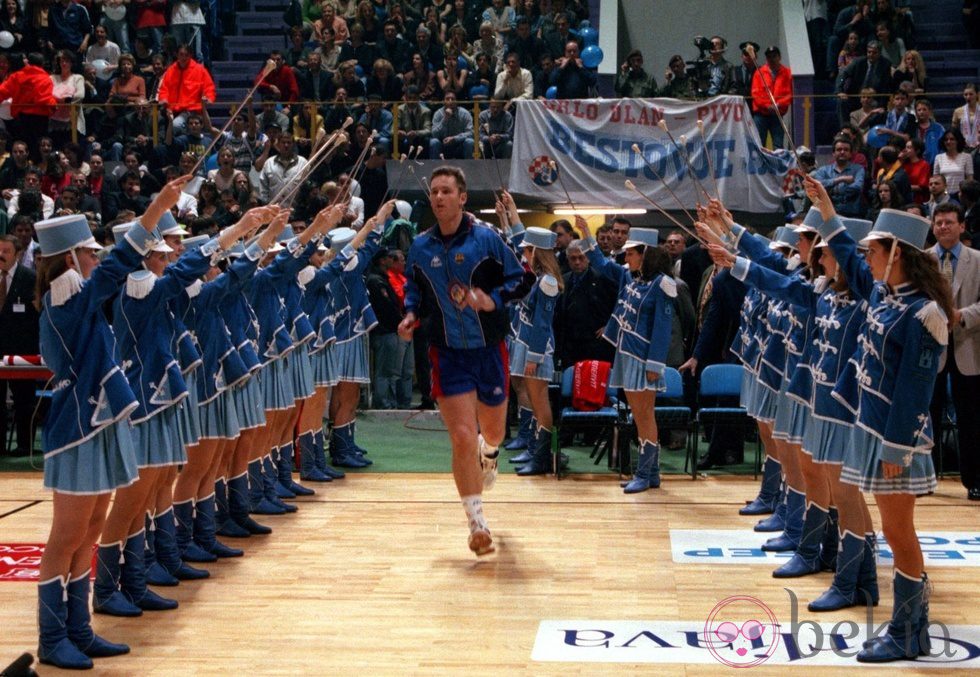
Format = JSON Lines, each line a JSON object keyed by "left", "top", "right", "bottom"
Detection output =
{"left": 581, "top": 44, "right": 603, "bottom": 69}
{"left": 867, "top": 125, "right": 890, "bottom": 149}
{"left": 457, "top": 55, "right": 468, "bottom": 70}
{"left": 469, "top": 84, "right": 489, "bottom": 98}
{"left": 354, "top": 64, "right": 364, "bottom": 78}
{"left": 579, "top": 27, "right": 598, "bottom": 47}
{"left": 204, "top": 153, "right": 218, "bottom": 172}
{"left": 546, "top": 86, "right": 558, "bottom": 100}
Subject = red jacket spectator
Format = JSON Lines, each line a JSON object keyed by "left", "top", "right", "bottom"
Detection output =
{"left": 157, "top": 47, "right": 217, "bottom": 114}
{"left": 256, "top": 54, "right": 300, "bottom": 104}
{"left": 0, "top": 64, "right": 56, "bottom": 117}
{"left": 750, "top": 58, "right": 792, "bottom": 117}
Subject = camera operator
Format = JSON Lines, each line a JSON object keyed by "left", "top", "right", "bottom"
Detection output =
{"left": 698, "top": 35, "right": 733, "bottom": 97}
{"left": 662, "top": 54, "right": 696, "bottom": 100}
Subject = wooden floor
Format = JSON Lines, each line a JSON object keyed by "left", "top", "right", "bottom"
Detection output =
{"left": 0, "top": 472, "right": 976, "bottom": 675}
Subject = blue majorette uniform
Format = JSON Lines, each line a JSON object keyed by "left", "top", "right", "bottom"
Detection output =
{"left": 170, "top": 287, "right": 204, "bottom": 446}
{"left": 112, "top": 229, "right": 221, "bottom": 467}
{"left": 816, "top": 212, "right": 945, "bottom": 496}
{"left": 328, "top": 227, "right": 382, "bottom": 384}
{"left": 299, "top": 245, "right": 343, "bottom": 388}
{"left": 249, "top": 242, "right": 298, "bottom": 410}
{"left": 582, "top": 235, "right": 673, "bottom": 392}
{"left": 37, "top": 219, "right": 159, "bottom": 493}
{"left": 219, "top": 258, "right": 267, "bottom": 432}
{"left": 275, "top": 234, "right": 318, "bottom": 403}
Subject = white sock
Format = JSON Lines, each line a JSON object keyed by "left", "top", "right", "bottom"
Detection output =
{"left": 461, "top": 494, "right": 488, "bottom": 534}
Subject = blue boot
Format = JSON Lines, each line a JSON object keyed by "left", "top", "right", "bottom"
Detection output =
{"left": 270, "top": 446, "right": 296, "bottom": 499}
{"left": 280, "top": 441, "right": 315, "bottom": 495}
{"left": 228, "top": 473, "right": 272, "bottom": 534}
{"left": 174, "top": 500, "right": 218, "bottom": 563}
{"left": 93, "top": 542, "right": 142, "bottom": 617}
{"left": 505, "top": 407, "right": 532, "bottom": 451}
{"left": 263, "top": 455, "right": 298, "bottom": 513}
{"left": 248, "top": 459, "right": 285, "bottom": 515}
{"left": 809, "top": 530, "right": 866, "bottom": 611}
{"left": 193, "top": 495, "right": 244, "bottom": 558}
{"left": 66, "top": 572, "right": 130, "bottom": 658}
{"left": 509, "top": 416, "right": 537, "bottom": 463}
{"left": 144, "top": 514, "right": 179, "bottom": 586}
{"left": 299, "top": 430, "right": 331, "bottom": 482}
{"left": 314, "top": 429, "right": 345, "bottom": 479}
{"left": 331, "top": 423, "right": 371, "bottom": 468}
{"left": 516, "top": 427, "right": 553, "bottom": 476}
{"left": 153, "top": 508, "right": 210, "bottom": 580}
{"left": 38, "top": 576, "right": 94, "bottom": 669}
{"left": 917, "top": 573, "right": 932, "bottom": 657}
{"left": 772, "top": 503, "right": 828, "bottom": 577}
{"left": 740, "top": 456, "right": 781, "bottom": 515}
{"left": 856, "top": 570, "right": 923, "bottom": 662}
{"left": 761, "top": 487, "right": 805, "bottom": 551}
{"left": 857, "top": 532, "right": 880, "bottom": 606}
{"left": 754, "top": 482, "right": 787, "bottom": 532}
{"left": 819, "top": 507, "right": 839, "bottom": 571}
{"left": 623, "top": 440, "right": 661, "bottom": 493}
{"left": 215, "top": 477, "right": 251, "bottom": 538}
{"left": 120, "top": 530, "right": 178, "bottom": 611}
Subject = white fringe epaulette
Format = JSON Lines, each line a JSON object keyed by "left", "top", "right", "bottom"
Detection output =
{"left": 659, "top": 275, "right": 677, "bottom": 298}
{"left": 539, "top": 273, "right": 559, "bottom": 297}
{"left": 126, "top": 270, "right": 157, "bottom": 299}
{"left": 915, "top": 300, "right": 949, "bottom": 346}
{"left": 185, "top": 279, "right": 203, "bottom": 299}
{"left": 297, "top": 265, "right": 316, "bottom": 288}
{"left": 786, "top": 254, "right": 802, "bottom": 270}
{"left": 50, "top": 268, "right": 84, "bottom": 307}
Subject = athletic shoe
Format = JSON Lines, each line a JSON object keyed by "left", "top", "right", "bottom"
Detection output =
{"left": 468, "top": 528, "right": 494, "bottom": 556}
{"left": 478, "top": 434, "right": 499, "bottom": 491}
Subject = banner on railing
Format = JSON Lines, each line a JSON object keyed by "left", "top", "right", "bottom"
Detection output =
{"left": 510, "top": 96, "right": 794, "bottom": 214}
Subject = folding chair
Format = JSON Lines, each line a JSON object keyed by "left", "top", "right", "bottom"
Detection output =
{"left": 557, "top": 365, "right": 622, "bottom": 475}
{"left": 693, "top": 364, "right": 756, "bottom": 480}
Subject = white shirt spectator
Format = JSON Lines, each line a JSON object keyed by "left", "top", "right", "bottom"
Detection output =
{"left": 6, "top": 191, "right": 55, "bottom": 220}
{"left": 259, "top": 153, "right": 309, "bottom": 203}
{"left": 494, "top": 67, "right": 533, "bottom": 100}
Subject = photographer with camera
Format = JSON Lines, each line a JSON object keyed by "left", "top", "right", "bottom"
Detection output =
{"left": 699, "top": 35, "right": 733, "bottom": 97}
{"left": 662, "top": 54, "right": 696, "bottom": 100}
{"left": 614, "top": 49, "right": 658, "bottom": 98}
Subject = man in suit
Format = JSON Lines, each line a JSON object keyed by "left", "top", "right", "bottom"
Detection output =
{"left": 553, "top": 239, "right": 617, "bottom": 370}
{"left": 297, "top": 51, "right": 336, "bottom": 103}
{"left": 0, "top": 234, "right": 40, "bottom": 456}
{"left": 835, "top": 40, "right": 893, "bottom": 126}
{"left": 929, "top": 203, "right": 980, "bottom": 500}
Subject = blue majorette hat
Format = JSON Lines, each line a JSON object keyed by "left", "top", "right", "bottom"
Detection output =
{"left": 623, "top": 228, "right": 659, "bottom": 249}
{"left": 112, "top": 223, "right": 172, "bottom": 252}
{"left": 35, "top": 214, "right": 101, "bottom": 256}
{"left": 769, "top": 225, "right": 800, "bottom": 250}
{"left": 815, "top": 217, "right": 872, "bottom": 249}
{"left": 328, "top": 227, "right": 357, "bottom": 251}
{"left": 520, "top": 227, "right": 557, "bottom": 249}
{"left": 157, "top": 210, "right": 188, "bottom": 237}
{"left": 861, "top": 208, "right": 931, "bottom": 251}
{"left": 795, "top": 207, "right": 823, "bottom": 234}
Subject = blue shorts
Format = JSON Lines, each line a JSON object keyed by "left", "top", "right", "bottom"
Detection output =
{"left": 429, "top": 341, "right": 509, "bottom": 406}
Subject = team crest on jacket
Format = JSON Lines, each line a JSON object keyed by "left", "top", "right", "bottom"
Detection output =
{"left": 528, "top": 155, "right": 558, "bottom": 186}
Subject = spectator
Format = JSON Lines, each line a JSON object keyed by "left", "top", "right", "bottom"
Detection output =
{"left": 413, "top": 25, "right": 444, "bottom": 72}
{"left": 532, "top": 52, "right": 555, "bottom": 98}
{"left": 5, "top": 168, "right": 54, "bottom": 219}
{"left": 482, "top": 0, "right": 515, "bottom": 38}
{"left": 553, "top": 238, "right": 617, "bottom": 369}
{"left": 286, "top": 26, "right": 312, "bottom": 69}
{"left": 40, "top": 152, "right": 71, "bottom": 201}
{"left": 337, "top": 172, "right": 366, "bottom": 227}
{"left": 750, "top": 46, "right": 792, "bottom": 149}
{"left": 366, "top": 57, "right": 403, "bottom": 102}
{"left": 826, "top": 1, "right": 874, "bottom": 77}
{"left": 292, "top": 102, "right": 325, "bottom": 155}
{"left": 421, "top": 6, "right": 447, "bottom": 47}
{"left": 478, "top": 99, "right": 513, "bottom": 159}
{"left": 549, "top": 218, "right": 576, "bottom": 273}
{"left": 0, "top": 0, "right": 27, "bottom": 53}
{"left": 298, "top": 51, "right": 336, "bottom": 102}
{"left": 836, "top": 30, "right": 863, "bottom": 77}
{"left": 867, "top": 178, "right": 901, "bottom": 222}
{"left": 874, "top": 20, "right": 904, "bottom": 67}
{"left": 875, "top": 89, "right": 916, "bottom": 146}
{"left": 322, "top": 87, "right": 354, "bottom": 134}
{"left": 0, "top": 54, "right": 56, "bottom": 154}
{"left": 444, "top": 25, "right": 475, "bottom": 67}
{"left": 728, "top": 41, "right": 759, "bottom": 99}
{"left": 437, "top": 50, "right": 469, "bottom": 99}
{"left": 358, "top": 95, "right": 394, "bottom": 156}
{"left": 836, "top": 40, "right": 893, "bottom": 125}
{"left": 913, "top": 97, "right": 946, "bottom": 165}
{"left": 804, "top": 0, "right": 828, "bottom": 79}
{"left": 259, "top": 134, "right": 308, "bottom": 203}
{"left": 0, "top": 232, "right": 39, "bottom": 456}
{"left": 208, "top": 147, "right": 249, "bottom": 193}
{"left": 315, "top": 1, "right": 349, "bottom": 45}
{"left": 397, "top": 85, "right": 432, "bottom": 157}
{"left": 49, "top": 49, "right": 87, "bottom": 148}
{"left": 8, "top": 215, "right": 38, "bottom": 269}
{"left": 933, "top": 129, "right": 974, "bottom": 200}
{"left": 891, "top": 49, "right": 927, "bottom": 93}
{"left": 164, "top": 111, "right": 212, "bottom": 164}
{"left": 507, "top": 16, "right": 543, "bottom": 72}
{"left": 384, "top": 248, "right": 414, "bottom": 408}
{"left": 49, "top": 0, "right": 92, "bottom": 54}
{"left": 609, "top": 216, "right": 630, "bottom": 263}
{"left": 157, "top": 44, "right": 217, "bottom": 135}
{"left": 133, "top": 0, "right": 168, "bottom": 54}
{"left": 430, "top": 91, "right": 474, "bottom": 159}
{"left": 257, "top": 50, "right": 300, "bottom": 104}
{"left": 84, "top": 24, "right": 121, "bottom": 83}
{"left": 700, "top": 35, "right": 733, "bottom": 97}
{"left": 959, "top": 179, "right": 980, "bottom": 232}
{"left": 333, "top": 59, "right": 367, "bottom": 102}
{"left": 144, "top": 53, "right": 167, "bottom": 101}
{"left": 64, "top": 172, "right": 102, "bottom": 222}
{"left": 401, "top": 52, "right": 437, "bottom": 101}
{"left": 466, "top": 52, "right": 495, "bottom": 97}
{"left": 494, "top": 51, "right": 533, "bottom": 101}
{"left": 595, "top": 223, "right": 613, "bottom": 255}
{"left": 377, "top": 19, "right": 411, "bottom": 73}
{"left": 662, "top": 54, "right": 696, "bottom": 99}
{"left": 367, "top": 248, "right": 404, "bottom": 409}
{"left": 445, "top": 0, "right": 478, "bottom": 42}
{"left": 114, "top": 169, "right": 151, "bottom": 216}
{"left": 614, "top": 49, "right": 658, "bottom": 98}
{"left": 170, "top": 0, "right": 206, "bottom": 63}
{"left": 900, "top": 137, "right": 932, "bottom": 204}
{"left": 810, "top": 135, "right": 866, "bottom": 217}
{"left": 951, "top": 83, "right": 979, "bottom": 154}
{"left": 924, "top": 174, "right": 956, "bottom": 217}
{"left": 664, "top": 230, "right": 686, "bottom": 270}
{"left": 108, "top": 99, "right": 155, "bottom": 161}
{"left": 850, "top": 87, "right": 885, "bottom": 131}
{"left": 542, "top": 11, "right": 578, "bottom": 59}
{"left": 108, "top": 53, "right": 147, "bottom": 104}
{"left": 473, "top": 21, "right": 504, "bottom": 74}
{"left": 549, "top": 40, "right": 595, "bottom": 99}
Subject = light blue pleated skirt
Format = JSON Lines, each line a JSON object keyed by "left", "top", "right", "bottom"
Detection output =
{"left": 175, "top": 371, "right": 201, "bottom": 447}
{"left": 311, "top": 345, "right": 339, "bottom": 387}
{"left": 772, "top": 389, "right": 808, "bottom": 444}
{"left": 803, "top": 415, "right": 851, "bottom": 464}
{"left": 840, "top": 426, "right": 938, "bottom": 495}
{"left": 289, "top": 343, "right": 316, "bottom": 400}
{"left": 131, "top": 406, "right": 187, "bottom": 468}
{"left": 43, "top": 419, "right": 139, "bottom": 495}
{"left": 608, "top": 352, "right": 667, "bottom": 393}
{"left": 263, "top": 358, "right": 296, "bottom": 411}
{"left": 332, "top": 335, "right": 370, "bottom": 383}
{"left": 740, "top": 368, "right": 756, "bottom": 411}
{"left": 199, "top": 390, "right": 241, "bottom": 440}
{"left": 508, "top": 341, "right": 554, "bottom": 382}
{"left": 231, "top": 375, "right": 266, "bottom": 429}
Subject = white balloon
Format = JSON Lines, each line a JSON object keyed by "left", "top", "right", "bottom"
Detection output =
{"left": 0, "top": 31, "right": 14, "bottom": 49}
{"left": 92, "top": 59, "right": 110, "bottom": 78}
{"left": 394, "top": 199, "right": 412, "bottom": 220}
{"left": 104, "top": 4, "right": 126, "bottom": 21}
